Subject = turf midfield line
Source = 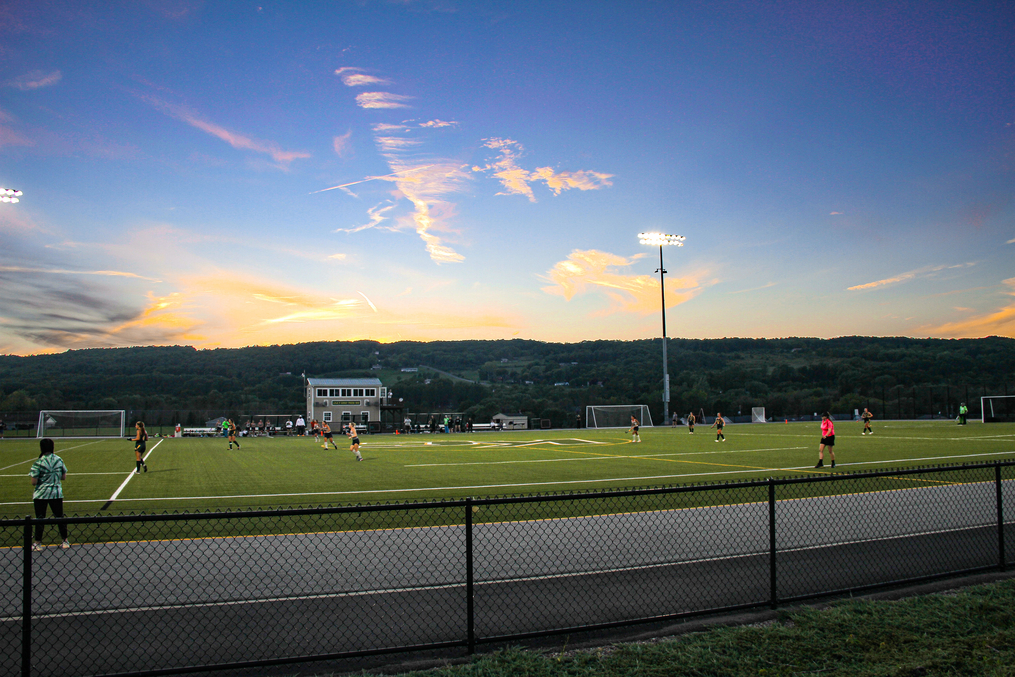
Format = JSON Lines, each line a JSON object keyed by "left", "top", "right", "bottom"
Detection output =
{"left": 101, "top": 439, "right": 162, "bottom": 510}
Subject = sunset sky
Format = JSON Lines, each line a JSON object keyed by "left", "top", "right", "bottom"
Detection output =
{"left": 1, "top": 0, "right": 1013, "bottom": 355}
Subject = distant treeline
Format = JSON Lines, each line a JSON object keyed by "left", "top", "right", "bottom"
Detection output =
{"left": 1, "top": 337, "right": 1013, "bottom": 426}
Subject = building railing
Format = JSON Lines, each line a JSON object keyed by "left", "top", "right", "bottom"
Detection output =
{"left": 1, "top": 460, "right": 1013, "bottom": 677}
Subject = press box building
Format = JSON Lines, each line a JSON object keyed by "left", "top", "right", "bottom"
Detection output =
{"left": 307, "top": 377, "right": 386, "bottom": 428}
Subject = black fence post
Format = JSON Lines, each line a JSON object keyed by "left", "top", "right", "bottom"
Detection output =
{"left": 768, "top": 478, "right": 777, "bottom": 609}
{"left": 22, "top": 516, "right": 32, "bottom": 677}
{"left": 465, "top": 497, "right": 475, "bottom": 654}
{"left": 997, "top": 464, "right": 1006, "bottom": 572}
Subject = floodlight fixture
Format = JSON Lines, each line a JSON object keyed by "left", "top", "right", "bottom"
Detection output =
{"left": 0, "top": 188, "right": 22, "bottom": 204}
{"left": 638, "top": 232, "right": 684, "bottom": 247}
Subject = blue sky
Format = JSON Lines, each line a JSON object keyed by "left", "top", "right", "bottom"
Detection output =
{"left": 1, "top": 0, "right": 1013, "bottom": 355}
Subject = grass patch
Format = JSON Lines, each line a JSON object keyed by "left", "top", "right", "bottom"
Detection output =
{"left": 344, "top": 579, "right": 1015, "bottom": 677}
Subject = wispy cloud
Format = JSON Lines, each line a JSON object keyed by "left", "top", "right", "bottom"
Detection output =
{"left": 541, "top": 249, "right": 705, "bottom": 315}
{"left": 420, "top": 119, "right": 457, "bottom": 128}
{"left": 1007, "top": 237, "right": 1015, "bottom": 245}
{"left": 848, "top": 263, "right": 976, "bottom": 291}
{"left": 830, "top": 211, "right": 843, "bottom": 215}
{"left": 473, "top": 138, "right": 613, "bottom": 202}
{"left": 729, "top": 281, "right": 777, "bottom": 294}
{"left": 336, "top": 202, "right": 396, "bottom": 233}
{"left": 7, "top": 70, "right": 62, "bottom": 90}
{"left": 356, "top": 92, "right": 413, "bottom": 109}
{"left": 332, "top": 130, "right": 352, "bottom": 157}
{"left": 137, "top": 93, "right": 310, "bottom": 167}
{"left": 335, "top": 67, "right": 390, "bottom": 87}
{"left": 0, "top": 265, "right": 161, "bottom": 282}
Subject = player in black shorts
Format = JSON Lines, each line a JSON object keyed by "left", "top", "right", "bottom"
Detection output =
{"left": 321, "top": 421, "right": 339, "bottom": 449}
{"left": 860, "top": 408, "right": 873, "bottom": 435}
{"left": 629, "top": 416, "right": 641, "bottom": 443}
{"left": 711, "top": 412, "right": 725, "bottom": 442}
{"left": 347, "top": 422, "right": 363, "bottom": 461}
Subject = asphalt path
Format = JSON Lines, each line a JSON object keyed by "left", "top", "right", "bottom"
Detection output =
{"left": 2, "top": 479, "right": 1013, "bottom": 676}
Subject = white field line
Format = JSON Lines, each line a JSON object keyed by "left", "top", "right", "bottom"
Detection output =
{"left": 9, "top": 519, "right": 1014, "bottom": 624}
{"left": 0, "top": 440, "right": 103, "bottom": 473}
{"left": 106, "top": 440, "right": 162, "bottom": 503}
{"left": 1, "top": 447, "right": 1012, "bottom": 509}
{"left": 406, "top": 446, "right": 809, "bottom": 467}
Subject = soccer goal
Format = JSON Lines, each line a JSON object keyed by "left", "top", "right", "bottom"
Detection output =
{"left": 751, "top": 407, "right": 766, "bottom": 423}
{"left": 586, "top": 405, "right": 653, "bottom": 429}
{"left": 37, "top": 410, "right": 126, "bottom": 438}
{"left": 980, "top": 395, "right": 1015, "bottom": 423}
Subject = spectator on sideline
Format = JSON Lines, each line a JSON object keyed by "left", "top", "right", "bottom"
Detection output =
{"left": 296, "top": 415, "right": 306, "bottom": 436}
{"left": 285, "top": 418, "right": 294, "bottom": 435}
{"left": 29, "top": 438, "right": 69, "bottom": 550}
{"left": 816, "top": 412, "right": 835, "bottom": 468}
{"left": 403, "top": 417, "right": 412, "bottom": 434}
{"left": 958, "top": 403, "right": 968, "bottom": 425}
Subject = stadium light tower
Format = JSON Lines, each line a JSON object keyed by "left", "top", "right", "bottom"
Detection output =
{"left": 638, "top": 232, "right": 685, "bottom": 424}
{"left": 0, "top": 188, "right": 23, "bottom": 204}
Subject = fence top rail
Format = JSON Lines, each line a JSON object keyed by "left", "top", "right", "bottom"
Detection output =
{"left": 3, "top": 459, "right": 1012, "bottom": 527}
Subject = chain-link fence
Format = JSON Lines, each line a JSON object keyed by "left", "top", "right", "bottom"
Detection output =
{"left": 2, "top": 460, "right": 1013, "bottom": 677}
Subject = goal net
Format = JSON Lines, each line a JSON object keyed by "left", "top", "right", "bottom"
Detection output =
{"left": 980, "top": 395, "right": 1015, "bottom": 423}
{"left": 586, "top": 405, "right": 653, "bottom": 429}
{"left": 37, "top": 410, "right": 126, "bottom": 438}
{"left": 751, "top": 407, "right": 766, "bottom": 423}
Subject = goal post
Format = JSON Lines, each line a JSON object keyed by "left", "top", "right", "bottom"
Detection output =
{"left": 586, "top": 405, "right": 653, "bottom": 429}
{"left": 980, "top": 395, "right": 1015, "bottom": 423}
{"left": 37, "top": 410, "right": 126, "bottom": 438}
{"left": 751, "top": 407, "right": 766, "bottom": 423}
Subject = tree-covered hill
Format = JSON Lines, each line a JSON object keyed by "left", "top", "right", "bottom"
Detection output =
{"left": 1, "top": 337, "right": 1012, "bottom": 426}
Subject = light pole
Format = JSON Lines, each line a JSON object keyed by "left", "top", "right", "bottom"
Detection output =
{"left": 638, "top": 232, "right": 685, "bottom": 424}
{"left": 0, "top": 188, "right": 22, "bottom": 204}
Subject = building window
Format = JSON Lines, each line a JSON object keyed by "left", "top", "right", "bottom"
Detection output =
{"left": 323, "top": 411, "right": 332, "bottom": 422}
{"left": 365, "top": 388, "right": 376, "bottom": 397}
{"left": 316, "top": 388, "right": 328, "bottom": 397}
{"left": 342, "top": 411, "right": 352, "bottom": 422}
{"left": 341, "top": 388, "right": 352, "bottom": 397}
{"left": 360, "top": 411, "right": 369, "bottom": 424}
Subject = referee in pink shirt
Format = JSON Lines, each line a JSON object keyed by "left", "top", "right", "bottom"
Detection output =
{"left": 815, "top": 412, "right": 835, "bottom": 468}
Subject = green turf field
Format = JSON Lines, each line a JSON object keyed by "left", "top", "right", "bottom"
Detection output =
{"left": 2, "top": 420, "right": 1014, "bottom": 518}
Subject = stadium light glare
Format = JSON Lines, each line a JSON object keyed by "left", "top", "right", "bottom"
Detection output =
{"left": 638, "top": 232, "right": 685, "bottom": 247}
{"left": 638, "top": 231, "right": 686, "bottom": 424}
{"left": 0, "top": 188, "right": 22, "bottom": 204}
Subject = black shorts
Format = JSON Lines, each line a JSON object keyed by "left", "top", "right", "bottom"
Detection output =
{"left": 821, "top": 435, "right": 835, "bottom": 446}
{"left": 632, "top": 426, "right": 639, "bottom": 433}
{"left": 324, "top": 432, "right": 333, "bottom": 439}
{"left": 135, "top": 441, "right": 146, "bottom": 453}
{"left": 350, "top": 437, "right": 360, "bottom": 445}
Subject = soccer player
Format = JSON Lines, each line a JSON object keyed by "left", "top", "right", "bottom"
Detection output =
{"left": 816, "top": 412, "right": 835, "bottom": 468}
{"left": 629, "top": 416, "right": 641, "bottom": 442}
{"left": 228, "top": 419, "right": 241, "bottom": 449}
{"left": 711, "top": 412, "right": 725, "bottom": 442}
{"left": 132, "top": 421, "right": 149, "bottom": 473}
{"left": 321, "top": 421, "right": 339, "bottom": 449}
{"left": 958, "top": 403, "right": 968, "bottom": 425}
{"left": 29, "top": 438, "right": 70, "bottom": 550}
{"left": 687, "top": 411, "right": 696, "bottom": 434}
{"left": 861, "top": 408, "right": 873, "bottom": 435}
{"left": 347, "top": 421, "right": 363, "bottom": 461}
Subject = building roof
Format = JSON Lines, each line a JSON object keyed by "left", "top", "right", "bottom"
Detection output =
{"left": 307, "top": 377, "right": 383, "bottom": 387}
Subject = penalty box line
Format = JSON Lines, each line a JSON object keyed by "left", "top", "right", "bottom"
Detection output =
{"left": 101, "top": 439, "right": 163, "bottom": 510}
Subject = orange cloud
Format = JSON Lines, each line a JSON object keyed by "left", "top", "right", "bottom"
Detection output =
{"left": 473, "top": 138, "right": 612, "bottom": 201}
{"left": 335, "top": 68, "right": 390, "bottom": 87}
{"left": 848, "top": 263, "right": 976, "bottom": 291}
{"left": 542, "top": 249, "right": 704, "bottom": 315}
{"left": 923, "top": 278, "right": 1015, "bottom": 338}
{"left": 333, "top": 130, "right": 352, "bottom": 157}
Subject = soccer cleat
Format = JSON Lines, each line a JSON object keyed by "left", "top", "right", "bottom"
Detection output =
{"left": 815, "top": 459, "right": 824, "bottom": 468}
{"left": 143, "top": 463, "right": 148, "bottom": 472}
{"left": 356, "top": 456, "right": 363, "bottom": 461}
{"left": 32, "top": 542, "right": 43, "bottom": 552}
{"left": 831, "top": 460, "right": 836, "bottom": 468}
{"left": 61, "top": 540, "right": 70, "bottom": 549}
